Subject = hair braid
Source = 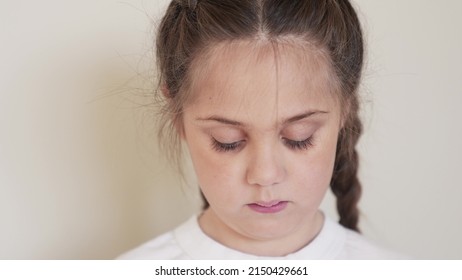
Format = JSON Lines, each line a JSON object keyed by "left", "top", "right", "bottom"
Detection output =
{"left": 330, "top": 104, "right": 363, "bottom": 232}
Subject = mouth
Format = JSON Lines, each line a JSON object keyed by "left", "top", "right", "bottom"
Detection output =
{"left": 247, "top": 200, "right": 288, "bottom": 214}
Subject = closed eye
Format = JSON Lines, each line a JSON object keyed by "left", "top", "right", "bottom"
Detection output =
{"left": 211, "top": 139, "right": 243, "bottom": 152}
{"left": 211, "top": 137, "right": 314, "bottom": 152}
{"left": 283, "top": 136, "right": 314, "bottom": 150}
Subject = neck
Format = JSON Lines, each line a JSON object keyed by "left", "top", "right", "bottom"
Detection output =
{"left": 198, "top": 209, "right": 324, "bottom": 257}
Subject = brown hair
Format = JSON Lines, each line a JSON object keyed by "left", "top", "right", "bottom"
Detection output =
{"left": 156, "top": 0, "right": 364, "bottom": 232}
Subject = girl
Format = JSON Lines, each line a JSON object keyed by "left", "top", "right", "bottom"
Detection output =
{"left": 119, "top": 0, "right": 401, "bottom": 259}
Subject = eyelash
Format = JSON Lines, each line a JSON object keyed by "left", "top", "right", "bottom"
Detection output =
{"left": 212, "top": 139, "right": 243, "bottom": 152}
{"left": 211, "top": 137, "right": 314, "bottom": 153}
{"left": 282, "top": 137, "right": 314, "bottom": 150}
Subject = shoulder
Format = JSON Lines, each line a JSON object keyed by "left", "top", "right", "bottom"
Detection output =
{"left": 306, "top": 215, "right": 405, "bottom": 260}
{"left": 339, "top": 227, "right": 406, "bottom": 259}
{"left": 116, "top": 231, "right": 186, "bottom": 260}
{"left": 116, "top": 217, "right": 196, "bottom": 260}
{"left": 116, "top": 215, "right": 254, "bottom": 260}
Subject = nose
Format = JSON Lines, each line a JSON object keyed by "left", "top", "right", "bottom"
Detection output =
{"left": 246, "top": 143, "right": 286, "bottom": 187}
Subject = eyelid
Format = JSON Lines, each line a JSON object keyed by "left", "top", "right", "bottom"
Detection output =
{"left": 212, "top": 136, "right": 314, "bottom": 153}
{"left": 282, "top": 122, "right": 319, "bottom": 138}
{"left": 282, "top": 136, "right": 315, "bottom": 150}
{"left": 207, "top": 127, "right": 245, "bottom": 142}
{"left": 211, "top": 138, "right": 244, "bottom": 152}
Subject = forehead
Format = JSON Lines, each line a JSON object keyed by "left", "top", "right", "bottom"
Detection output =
{"left": 186, "top": 39, "right": 339, "bottom": 124}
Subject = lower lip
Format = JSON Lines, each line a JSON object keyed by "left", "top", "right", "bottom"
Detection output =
{"left": 247, "top": 201, "right": 288, "bottom": 214}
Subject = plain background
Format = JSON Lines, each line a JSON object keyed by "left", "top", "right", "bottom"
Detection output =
{"left": 1, "top": 0, "right": 461, "bottom": 259}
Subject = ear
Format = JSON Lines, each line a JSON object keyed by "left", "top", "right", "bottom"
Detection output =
{"left": 161, "top": 83, "right": 187, "bottom": 139}
{"left": 339, "top": 113, "right": 347, "bottom": 130}
{"left": 339, "top": 99, "right": 351, "bottom": 129}
{"left": 161, "top": 83, "right": 171, "bottom": 99}
{"left": 174, "top": 118, "right": 186, "bottom": 140}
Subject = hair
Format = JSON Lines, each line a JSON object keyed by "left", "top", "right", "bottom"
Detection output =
{"left": 156, "top": 0, "right": 364, "bottom": 232}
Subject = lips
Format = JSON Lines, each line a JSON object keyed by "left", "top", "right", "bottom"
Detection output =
{"left": 247, "top": 200, "right": 288, "bottom": 214}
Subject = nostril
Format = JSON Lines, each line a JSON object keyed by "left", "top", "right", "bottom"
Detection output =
{"left": 246, "top": 160, "right": 286, "bottom": 187}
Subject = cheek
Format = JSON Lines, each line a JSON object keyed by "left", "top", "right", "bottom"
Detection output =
{"left": 186, "top": 138, "right": 244, "bottom": 199}
{"left": 292, "top": 131, "right": 338, "bottom": 198}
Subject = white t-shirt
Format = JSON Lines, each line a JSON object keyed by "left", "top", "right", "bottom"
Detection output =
{"left": 118, "top": 215, "right": 403, "bottom": 260}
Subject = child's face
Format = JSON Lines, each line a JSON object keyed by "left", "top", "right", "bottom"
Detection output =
{"left": 181, "top": 41, "right": 341, "bottom": 248}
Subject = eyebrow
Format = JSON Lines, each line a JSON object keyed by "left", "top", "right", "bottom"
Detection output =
{"left": 196, "top": 110, "right": 329, "bottom": 127}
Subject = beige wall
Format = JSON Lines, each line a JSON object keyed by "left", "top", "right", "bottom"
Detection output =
{"left": 1, "top": 0, "right": 461, "bottom": 259}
